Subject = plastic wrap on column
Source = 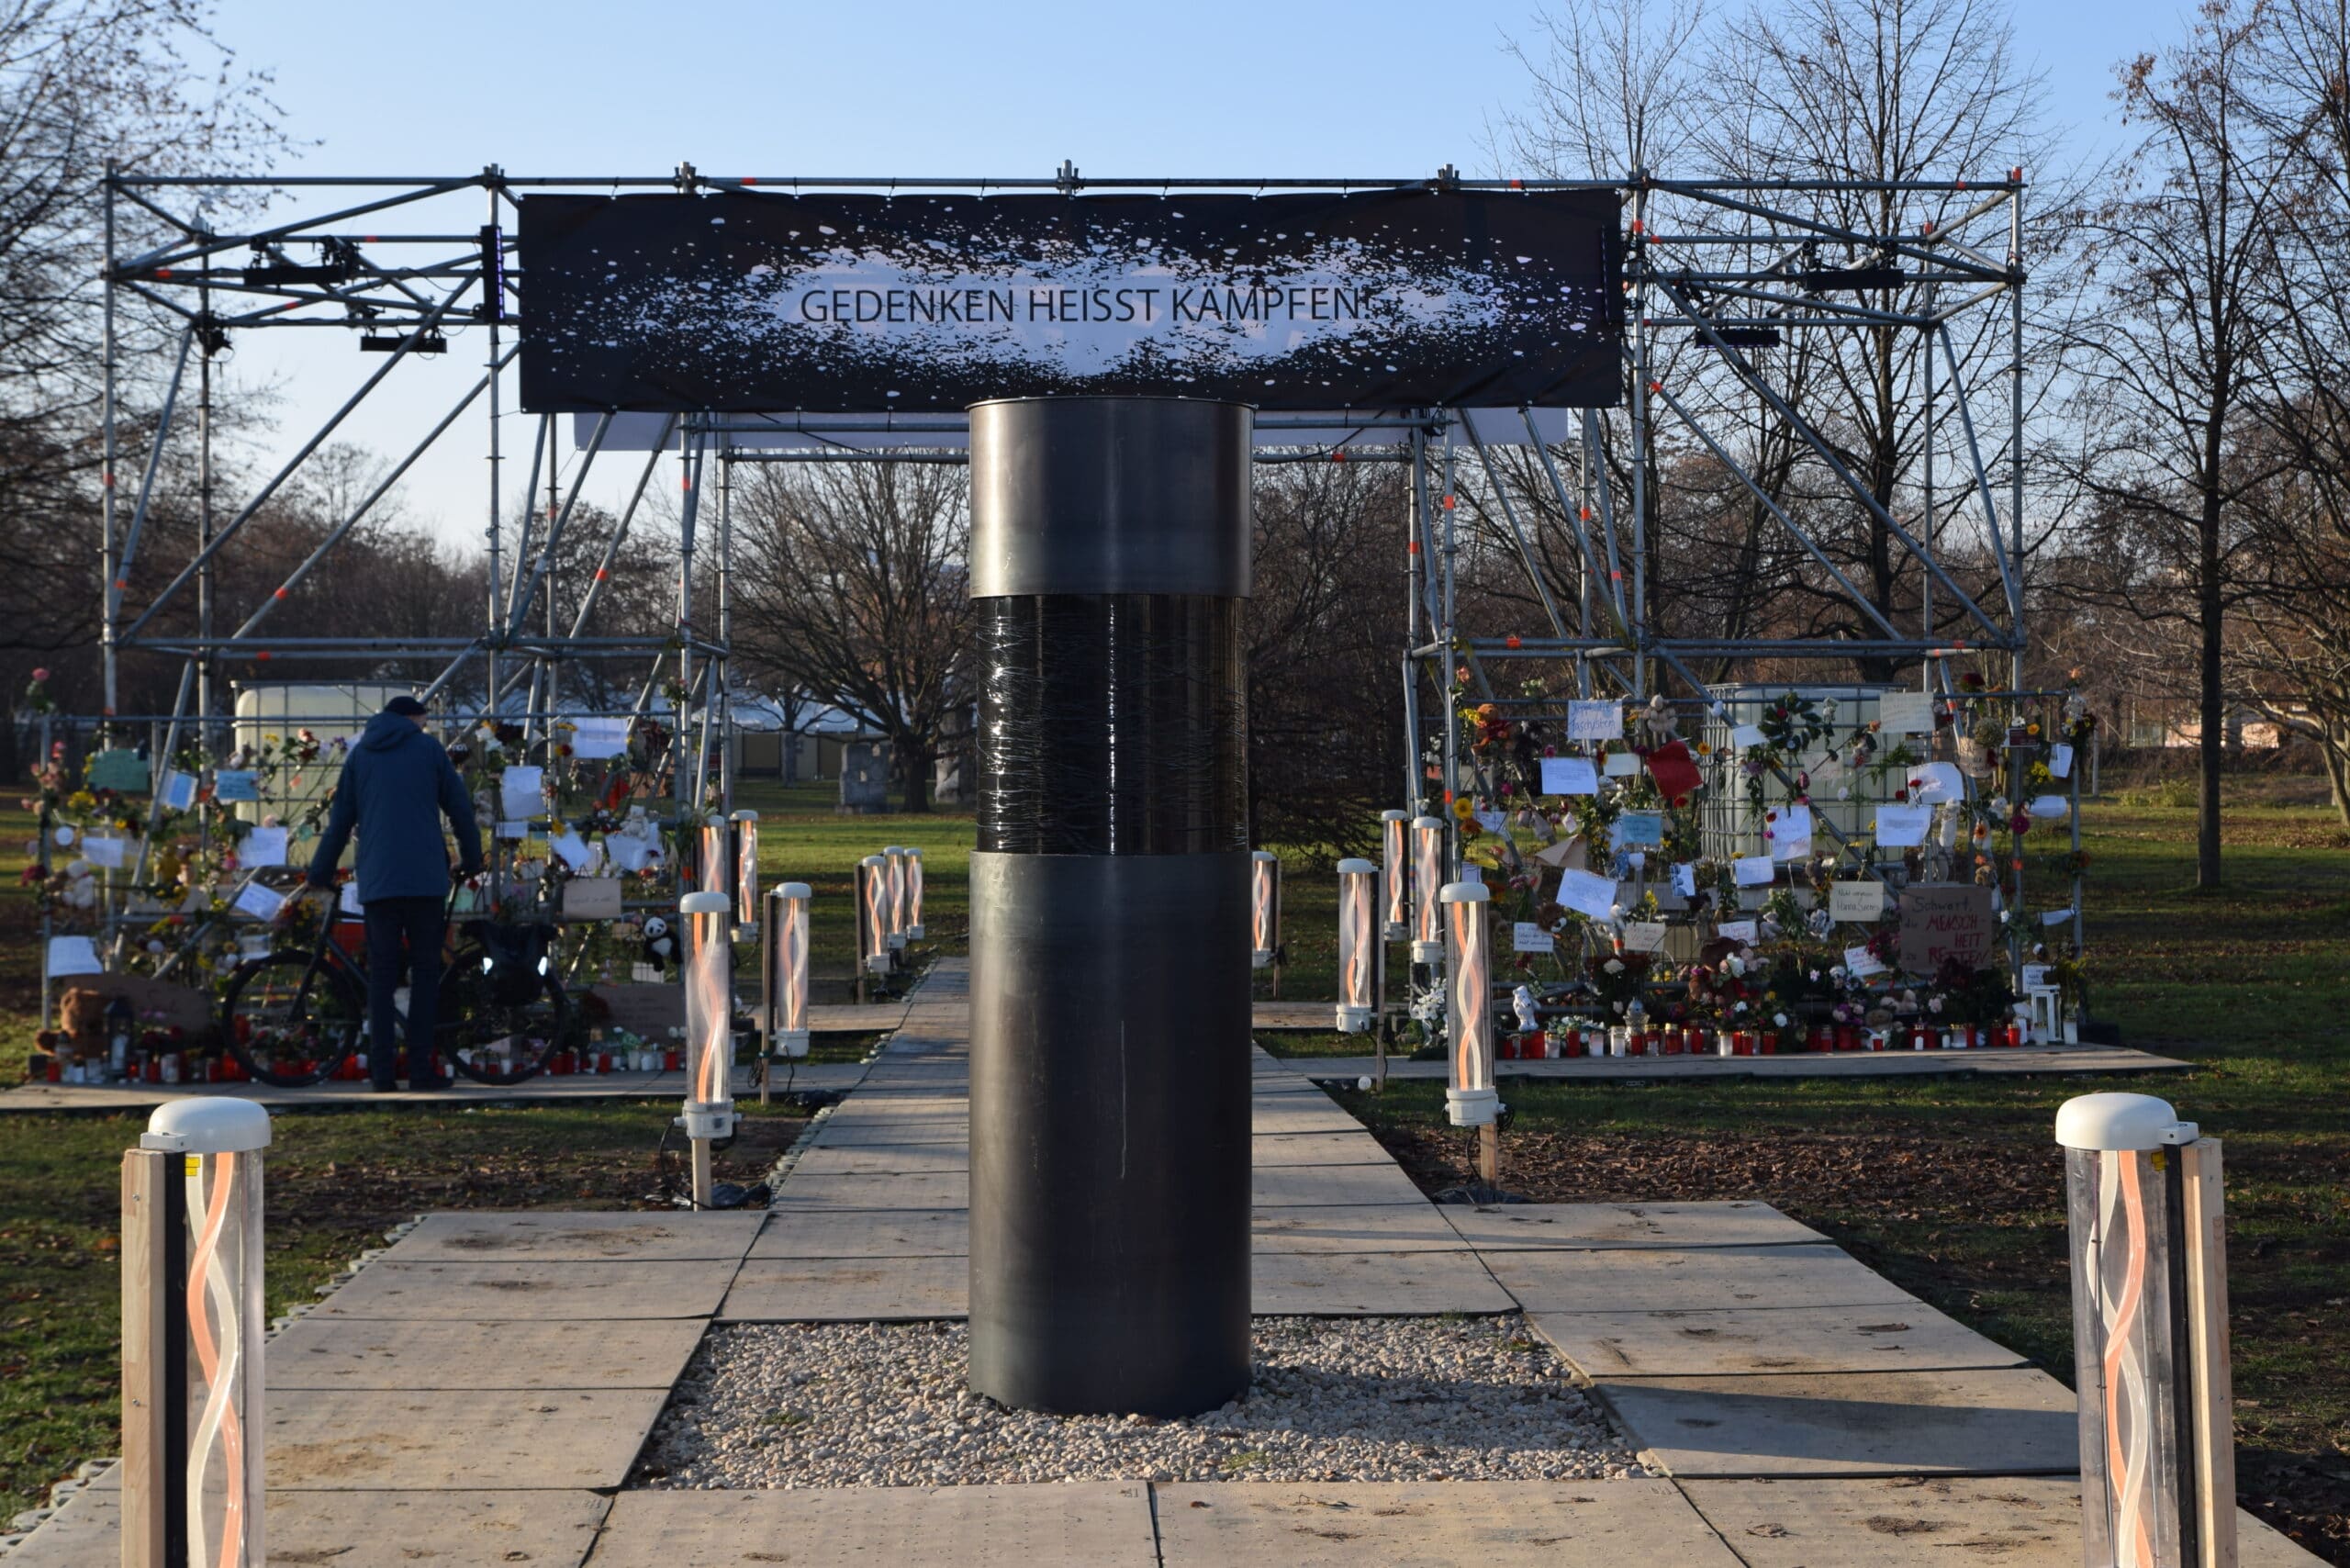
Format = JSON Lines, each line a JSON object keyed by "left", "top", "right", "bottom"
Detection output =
{"left": 883, "top": 846, "right": 911, "bottom": 949}
{"left": 732, "top": 810, "right": 760, "bottom": 936}
{"left": 905, "top": 846, "right": 926, "bottom": 939}
{"left": 1410, "top": 815, "right": 1446, "bottom": 964}
{"left": 1336, "top": 857, "right": 1377, "bottom": 1032}
{"left": 764, "top": 881, "right": 811, "bottom": 1058}
{"left": 134, "top": 1098, "right": 271, "bottom": 1568}
{"left": 1250, "top": 851, "right": 1281, "bottom": 969}
{"left": 679, "top": 890, "right": 734, "bottom": 1137}
{"left": 968, "top": 395, "right": 1251, "bottom": 1419}
{"left": 1443, "top": 880, "right": 1496, "bottom": 1126}
{"left": 2058, "top": 1092, "right": 2234, "bottom": 1568}
{"left": 1381, "top": 810, "right": 1410, "bottom": 941}
{"left": 856, "top": 855, "right": 891, "bottom": 974}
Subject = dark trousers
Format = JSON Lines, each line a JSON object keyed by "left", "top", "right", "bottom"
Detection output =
{"left": 364, "top": 895, "right": 446, "bottom": 1087}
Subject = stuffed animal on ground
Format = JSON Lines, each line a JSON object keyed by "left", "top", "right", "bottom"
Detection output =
{"left": 58, "top": 987, "right": 107, "bottom": 1067}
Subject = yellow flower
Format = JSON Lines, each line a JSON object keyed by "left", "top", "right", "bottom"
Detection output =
{"left": 1450, "top": 797, "right": 1475, "bottom": 821}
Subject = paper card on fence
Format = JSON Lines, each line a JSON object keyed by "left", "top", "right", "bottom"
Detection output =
{"left": 1557, "top": 868, "right": 1619, "bottom": 920}
{"left": 1717, "top": 917, "right": 1760, "bottom": 944}
{"left": 1874, "top": 803, "right": 1932, "bottom": 847}
{"left": 1670, "top": 861, "right": 1698, "bottom": 899}
{"left": 572, "top": 717, "right": 630, "bottom": 760}
{"left": 83, "top": 835, "right": 127, "bottom": 870}
{"left": 1828, "top": 879, "right": 1886, "bottom": 922}
{"left": 232, "top": 879, "right": 287, "bottom": 922}
{"left": 88, "top": 749, "right": 150, "bottom": 793}
{"left": 2049, "top": 742, "right": 2075, "bottom": 778}
{"left": 1539, "top": 756, "right": 1599, "bottom": 796}
{"left": 1512, "top": 922, "right": 1555, "bottom": 954}
{"left": 1768, "top": 806, "right": 1813, "bottom": 862}
{"left": 214, "top": 769, "right": 261, "bottom": 802}
{"left": 1474, "top": 810, "right": 1507, "bottom": 834}
{"left": 1843, "top": 943, "right": 1886, "bottom": 979}
{"left": 340, "top": 882, "right": 364, "bottom": 914}
{"left": 499, "top": 765, "right": 545, "bottom": 821}
{"left": 1737, "top": 887, "right": 1770, "bottom": 910}
{"left": 561, "top": 877, "right": 624, "bottom": 921}
{"left": 1732, "top": 854, "right": 1776, "bottom": 887}
{"left": 1567, "top": 700, "right": 1623, "bottom": 742}
{"left": 241, "top": 825, "right": 288, "bottom": 868}
{"left": 46, "top": 935, "right": 103, "bottom": 978}
{"left": 1728, "top": 722, "right": 1767, "bottom": 748}
{"left": 1612, "top": 812, "right": 1664, "bottom": 849}
{"left": 1877, "top": 690, "right": 1935, "bottom": 734}
{"left": 2021, "top": 962, "right": 2050, "bottom": 991}
{"left": 1623, "top": 920, "right": 1668, "bottom": 953}
{"left": 551, "top": 829, "right": 595, "bottom": 870}
{"left": 1910, "top": 762, "right": 1964, "bottom": 803}
{"left": 605, "top": 834, "right": 654, "bottom": 872}
{"left": 1604, "top": 749, "right": 1641, "bottom": 777}
{"left": 160, "top": 770, "right": 197, "bottom": 812}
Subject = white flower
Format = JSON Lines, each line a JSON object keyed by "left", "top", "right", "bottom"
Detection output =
{"left": 1928, "top": 996, "right": 1944, "bottom": 1014}
{"left": 1773, "top": 1013, "right": 1788, "bottom": 1027}
{"left": 1734, "top": 1000, "right": 1749, "bottom": 1014}
{"left": 1604, "top": 958, "right": 1626, "bottom": 975}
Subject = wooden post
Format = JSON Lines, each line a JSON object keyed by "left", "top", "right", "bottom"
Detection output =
{"left": 2184, "top": 1137, "right": 2238, "bottom": 1568}
{"left": 690, "top": 1139, "right": 714, "bottom": 1209}
{"left": 119, "top": 1148, "right": 171, "bottom": 1568}
{"left": 1478, "top": 1124, "right": 1500, "bottom": 1190}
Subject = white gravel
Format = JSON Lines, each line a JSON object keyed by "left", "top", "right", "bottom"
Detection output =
{"left": 636, "top": 1315, "right": 1645, "bottom": 1488}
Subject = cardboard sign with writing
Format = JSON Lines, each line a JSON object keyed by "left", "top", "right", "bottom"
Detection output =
{"left": 1877, "top": 690, "right": 1935, "bottom": 735}
{"left": 1828, "top": 879, "right": 1886, "bottom": 923}
{"left": 561, "top": 876, "right": 625, "bottom": 921}
{"left": 1622, "top": 920, "right": 1668, "bottom": 953}
{"left": 1717, "top": 918, "right": 1760, "bottom": 944}
{"left": 1897, "top": 882, "right": 1997, "bottom": 973}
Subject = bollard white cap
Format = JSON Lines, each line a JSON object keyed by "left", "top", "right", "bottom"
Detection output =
{"left": 1336, "top": 858, "right": 1377, "bottom": 875}
{"left": 141, "top": 1097, "right": 272, "bottom": 1154}
{"left": 1411, "top": 815, "right": 1444, "bottom": 831}
{"left": 679, "top": 890, "right": 732, "bottom": 915}
{"left": 1382, "top": 809, "right": 1409, "bottom": 822}
{"left": 732, "top": 809, "right": 760, "bottom": 823}
{"left": 1252, "top": 849, "right": 1279, "bottom": 863}
{"left": 2055, "top": 1092, "right": 2199, "bottom": 1151}
{"left": 778, "top": 881, "right": 811, "bottom": 900}
{"left": 1438, "top": 880, "right": 1491, "bottom": 903}
{"left": 860, "top": 854, "right": 886, "bottom": 868}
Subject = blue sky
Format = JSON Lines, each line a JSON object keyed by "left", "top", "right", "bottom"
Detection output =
{"left": 196, "top": 0, "right": 2177, "bottom": 541}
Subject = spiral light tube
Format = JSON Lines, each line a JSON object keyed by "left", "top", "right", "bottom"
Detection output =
{"left": 768, "top": 881, "right": 811, "bottom": 1058}
{"left": 858, "top": 855, "right": 891, "bottom": 974}
{"left": 904, "top": 846, "right": 925, "bottom": 939}
{"left": 1410, "top": 815, "right": 1445, "bottom": 964}
{"left": 184, "top": 1150, "right": 252, "bottom": 1568}
{"left": 1381, "top": 810, "right": 1411, "bottom": 941}
{"left": 699, "top": 814, "right": 730, "bottom": 896}
{"left": 1336, "top": 858, "right": 1377, "bottom": 1032}
{"left": 884, "top": 846, "right": 911, "bottom": 950}
{"left": 732, "top": 810, "right": 760, "bottom": 935}
{"left": 680, "top": 891, "right": 734, "bottom": 1114}
{"left": 1441, "top": 880, "right": 1496, "bottom": 1126}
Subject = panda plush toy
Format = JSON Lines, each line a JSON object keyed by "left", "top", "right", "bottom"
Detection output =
{"left": 640, "top": 913, "right": 678, "bottom": 976}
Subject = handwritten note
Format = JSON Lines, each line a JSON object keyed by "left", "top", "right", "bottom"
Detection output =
{"left": 1622, "top": 921, "right": 1668, "bottom": 953}
{"left": 1877, "top": 690, "right": 1935, "bottom": 734}
{"left": 1843, "top": 944, "right": 1886, "bottom": 979}
{"left": 1613, "top": 812, "right": 1664, "bottom": 849}
{"left": 241, "top": 825, "right": 288, "bottom": 868}
{"left": 1874, "top": 804, "right": 1932, "bottom": 847}
{"left": 1768, "top": 806, "right": 1814, "bottom": 862}
{"left": 1910, "top": 762, "right": 1964, "bottom": 803}
{"left": 1717, "top": 918, "right": 1760, "bottom": 944}
{"left": 1557, "top": 868, "right": 1619, "bottom": 920}
{"left": 1828, "top": 879, "right": 1886, "bottom": 923}
{"left": 1512, "top": 922, "right": 1555, "bottom": 954}
{"left": 1567, "top": 700, "right": 1623, "bottom": 741}
{"left": 1733, "top": 855, "right": 1776, "bottom": 887}
{"left": 1897, "top": 883, "right": 1997, "bottom": 973}
{"left": 1539, "top": 756, "right": 1599, "bottom": 796}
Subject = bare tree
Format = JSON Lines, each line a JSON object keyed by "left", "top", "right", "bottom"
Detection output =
{"left": 729, "top": 462, "right": 971, "bottom": 812}
{"left": 2064, "top": 0, "right": 2292, "bottom": 886}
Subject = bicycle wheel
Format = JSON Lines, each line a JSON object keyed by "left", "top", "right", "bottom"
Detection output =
{"left": 221, "top": 950, "right": 364, "bottom": 1088}
{"left": 440, "top": 943, "right": 572, "bottom": 1085}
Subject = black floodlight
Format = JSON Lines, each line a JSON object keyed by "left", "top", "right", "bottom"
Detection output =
{"left": 1801, "top": 263, "right": 1906, "bottom": 292}
{"left": 360, "top": 330, "right": 446, "bottom": 355}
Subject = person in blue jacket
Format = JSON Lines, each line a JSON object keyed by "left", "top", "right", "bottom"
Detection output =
{"left": 305, "top": 695, "right": 485, "bottom": 1091}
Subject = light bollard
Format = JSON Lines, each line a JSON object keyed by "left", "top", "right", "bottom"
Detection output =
{"left": 1441, "top": 880, "right": 1496, "bottom": 1126}
{"left": 1381, "top": 809, "right": 1411, "bottom": 942}
{"left": 1249, "top": 850, "right": 1281, "bottom": 969}
{"left": 678, "top": 890, "right": 736, "bottom": 1208}
{"left": 904, "top": 846, "right": 926, "bottom": 939}
{"left": 763, "top": 881, "right": 811, "bottom": 1059}
{"left": 699, "top": 812, "right": 729, "bottom": 896}
{"left": 2057, "top": 1092, "right": 2235, "bottom": 1568}
{"left": 883, "top": 846, "right": 911, "bottom": 950}
{"left": 1335, "top": 857, "right": 1378, "bottom": 1032}
{"left": 732, "top": 809, "right": 760, "bottom": 937}
{"left": 1410, "top": 814, "right": 1446, "bottom": 965}
{"left": 856, "top": 854, "right": 892, "bottom": 976}
{"left": 124, "top": 1099, "right": 271, "bottom": 1568}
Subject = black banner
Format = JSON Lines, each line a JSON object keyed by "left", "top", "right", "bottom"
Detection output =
{"left": 516, "top": 189, "right": 1623, "bottom": 412}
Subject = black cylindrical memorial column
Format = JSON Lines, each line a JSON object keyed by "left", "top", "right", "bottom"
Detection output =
{"left": 968, "top": 397, "right": 1253, "bottom": 1416}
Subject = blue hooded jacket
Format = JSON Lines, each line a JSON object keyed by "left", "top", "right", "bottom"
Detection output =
{"left": 306, "top": 711, "right": 484, "bottom": 902}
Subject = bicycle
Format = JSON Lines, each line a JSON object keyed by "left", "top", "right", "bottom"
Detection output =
{"left": 219, "top": 887, "right": 574, "bottom": 1088}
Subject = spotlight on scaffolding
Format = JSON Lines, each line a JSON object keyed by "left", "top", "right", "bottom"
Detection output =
{"left": 1249, "top": 850, "right": 1281, "bottom": 969}
{"left": 1410, "top": 815, "right": 1446, "bottom": 965}
{"left": 763, "top": 881, "right": 811, "bottom": 1060}
{"left": 123, "top": 1098, "right": 272, "bottom": 1568}
{"left": 677, "top": 890, "right": 736, "bottom": 1208}
{"left": 1336, "top": 857, "right": 1378, "bottom": 1033}
{"left": 1380, "top": 809, "right": 1411, "bottom": 942}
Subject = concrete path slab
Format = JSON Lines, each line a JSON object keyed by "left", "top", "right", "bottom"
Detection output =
{"left": 1, "top": 1486, "right": 611, "bottom": 1568}
{"left": 1251, "top": 1203, "right": 1471, "bottom": 1253}
{"left": 768, "top": 1169, "right": 969, "bottom": 1210}
{"left": 1597, "top": 1368, "right": 2079, "bottom": 1478}
{"left": 1483, "top": 1244, "right": 1919, "bottom": 1313}
{"left": 585, "top": 1484, "right": 1159, "bottom": 1567}
{"left": 789, "top": 1142, "right": 971, "bottom": 1174}
{"left": 311, "top": 1258, "right": 738, "bottom": 1320}
{"left": 1252, "top": 1161, "right": 1433, "bottom": 1207}
{"left": 749, "top": 1207, "right": 970, "bottom": 1260}
{"left": 266, "top": 1385, "right": 669, "bottom": 1489}
{"left": 722, "top": 1255, "right": 968, "bottom": 1321}
{"left": 1253, "top": 1046, "right": 2188, "bottom": 1081}
{"left": 1678, "top": 1476, "right": 2330, "bottom": 1565}
{"left": 269, "top": 1316, "right": 708, "bottom": 1389}
{"left": 1251, "top": 1131, "right": 1399, "bottom": 1167}
{"left": 1441, "top": 1201, "right": 1826, "bottom": 1252}
{"left": 1528, "top": 1305, "right": 2027, "bottom": 1378}
{"left": 392, "top": 1210, "right": 764, "bottom": 1261}
{"left": 1152, "top": 1479, "right": 1744, "bottom": 1566}
{"left": 1248, "top": 1104, "right": 1372, "bottom": 1136}
{"left": 1251, "top": 1250, "right": 1516, "bottom": 1316}
{"left": 810, "top": 1115, "right": 970, "bottom": 1146}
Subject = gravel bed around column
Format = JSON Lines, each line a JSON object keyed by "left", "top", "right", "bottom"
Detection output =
{"left": 634, "top": 1314, "right": 1645, "bottom": 1488}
